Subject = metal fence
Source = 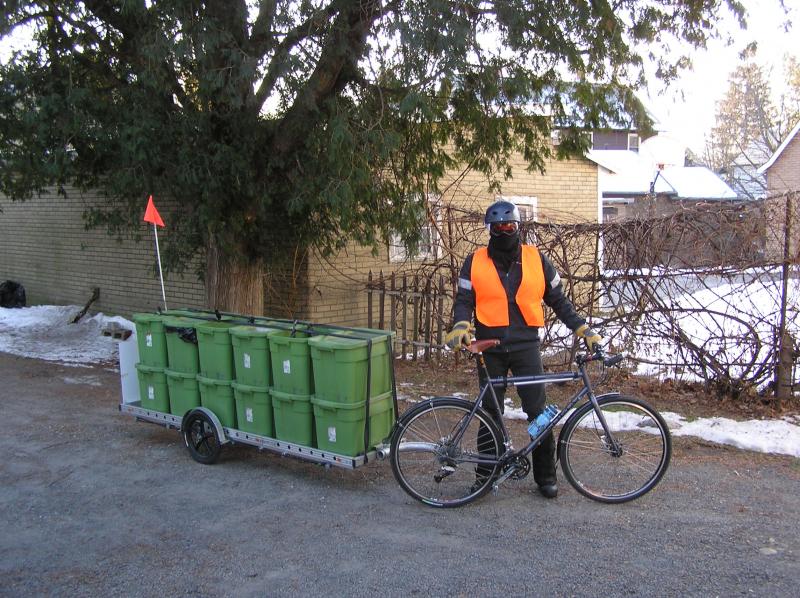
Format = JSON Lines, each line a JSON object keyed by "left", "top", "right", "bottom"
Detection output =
{"left": 365, "top": 193, "right": 799, "bottom": 404}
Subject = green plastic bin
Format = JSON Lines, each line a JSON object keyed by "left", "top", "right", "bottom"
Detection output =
{"left": 311, "top": 392, "right": 395, "bottom": 456}
{"left": 133, "top": 313, "right": 169, "bottom": 368}
{"left": 135, "top": 363, "right": 170, "bottom": 413}
{"left": 196, "top": 321, "right": 237, "bottom": 380}
{"left": 164, "top": 317, "right": 202, "bottom": 374}
{"left": 232, "top": 381, "right": 274, "bottom": 437}
{"left": 268, "top": 330, "right": 314, "bottom": 395}
{"left": 308, "top": 332, "right": 393, "bottom": 403}
{"left": 197, "top": 374, "right": 237, "bottom": 428}
{"left": 166, "top": 369, "right": 200, "bottom": 416}
{"left": 270, "top": 388, "right": 315, "bottom": 446}
{"left": 230, "top": 326, "right": 279, "bottom": 387}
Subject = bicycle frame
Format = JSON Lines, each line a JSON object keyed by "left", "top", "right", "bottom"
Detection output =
{"left": 447, "top": 350, "right": 621, "bottom": 473}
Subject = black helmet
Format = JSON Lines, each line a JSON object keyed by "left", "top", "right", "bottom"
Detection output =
{"left": 484, "top": 200, "right": 520, "bottom": 225}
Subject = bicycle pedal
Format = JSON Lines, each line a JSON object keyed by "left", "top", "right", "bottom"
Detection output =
{"left": 492, "top": 483, "right": 499, "bottom": 495}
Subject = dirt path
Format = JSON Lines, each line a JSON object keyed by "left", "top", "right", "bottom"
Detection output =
{"left": 1, "top": 353, "right": 798, "bottom": 597}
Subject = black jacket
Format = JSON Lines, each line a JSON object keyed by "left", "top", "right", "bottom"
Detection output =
{"left": 452, "top": 245, "right": 585, "bottom": 352}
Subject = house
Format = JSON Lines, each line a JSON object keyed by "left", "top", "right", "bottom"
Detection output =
{"left": 757, "top": 120, "right": 800, "bottom": 261}
{"left": 758, "top": 120, "right": 800, "bottom": 194}
{"left": 584, "top": 133, "right": 757, "bottom": 268}
{"left": 722, "top": 141, "right": 772, "bottom": 200}
{"left": 587, "top": 133, "right": 739, "bottom": 222}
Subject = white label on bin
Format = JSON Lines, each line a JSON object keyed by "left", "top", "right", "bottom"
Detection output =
{"left": 244, "top": 353, "right": 251, "bottom": 369}
{"left": 246, "top": 407, "right": 254, "bottom": 423}
{"left": 147, "top": 385, "right": 155, "bottom": 400}
{"left": 146, "top": 333, "right": 153, "bottom": 348}
{"left": 283, "top": 359, "right": 291, "bottom": 374}
{"left": 328, "top": 426, "right": 337, "bottom": 443}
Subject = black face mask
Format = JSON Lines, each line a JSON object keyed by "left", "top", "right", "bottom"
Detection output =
{"left": 489, "top": 231, "right": 520, "bottom": 253}
{"left": 488, "top": 233, "right": 520, "bottom": 271}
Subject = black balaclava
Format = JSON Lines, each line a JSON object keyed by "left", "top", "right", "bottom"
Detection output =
{"left": 488, "top": 230, "right": 520, "bottom": 271}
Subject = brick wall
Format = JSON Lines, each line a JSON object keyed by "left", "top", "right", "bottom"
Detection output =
{"left": 764, "top": 135, "right": 800, "bottom": 261}
{"left": 0, "top": 187, "right": 206, "bottom": 316}
{"left": 767, "top": 136, "right": 800, "bottom": 194}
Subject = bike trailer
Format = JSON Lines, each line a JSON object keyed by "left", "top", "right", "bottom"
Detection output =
{"left": 116, "top": 308, "right": 397, "bottom": 469}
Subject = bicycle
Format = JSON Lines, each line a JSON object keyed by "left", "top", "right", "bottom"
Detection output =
{"left": 389, "top": 339, "right": 672, "bottom": 508}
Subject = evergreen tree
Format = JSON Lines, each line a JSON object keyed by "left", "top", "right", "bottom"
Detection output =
{"left": 704, "top": 57, "right": 800, "bottom": 200}
{"left": 1, "top": 1, "right": 746, "bottom": 312}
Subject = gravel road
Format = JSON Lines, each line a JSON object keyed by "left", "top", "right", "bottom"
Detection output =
{"left": 1, "top": 352, "right": 798, "bottom": 597}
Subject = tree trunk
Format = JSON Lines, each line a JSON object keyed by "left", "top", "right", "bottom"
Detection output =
{"left": 205, "top": 240, "right": 265, "bottom": 315}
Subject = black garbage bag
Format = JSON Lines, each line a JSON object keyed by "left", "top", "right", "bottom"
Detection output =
{"left": 0, "top": 280, "right": 26, "bottom": 308}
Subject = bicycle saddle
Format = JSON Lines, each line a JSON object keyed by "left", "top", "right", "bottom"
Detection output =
{"left": 467, "top": 339, "right": 501, "bottom": 353}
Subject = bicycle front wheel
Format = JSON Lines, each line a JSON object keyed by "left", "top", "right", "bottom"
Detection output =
{"left": 559, "top": 395, "right": 671, "bottom": 503}
{"left": 390, "top": 398, "right": 504, "bottom": 508}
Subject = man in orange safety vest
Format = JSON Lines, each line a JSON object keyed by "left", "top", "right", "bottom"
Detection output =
{"left": 445, "top": 199, "right": 601, "bottom": 499}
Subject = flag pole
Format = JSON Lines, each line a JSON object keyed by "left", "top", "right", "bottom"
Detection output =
{"left": 152, "top": 223, "right": 168, "bottom": 311}
{"left": 143, "top": 195, "right": 168, "bottom": 311}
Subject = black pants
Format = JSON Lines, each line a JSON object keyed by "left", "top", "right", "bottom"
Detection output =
{"left": 476, "top": 344, "right": 557, "bottom": 486}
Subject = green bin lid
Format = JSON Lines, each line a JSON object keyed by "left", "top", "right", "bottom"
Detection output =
{"left": 269, "top": 388, "right": 312, "bottom": 402}
{"left": 268, "top": 329, "right": 311, "bottom": 343}
{"left": 165, "top": 368, "right": 197, "bottom": 380}
{"left": 196, "top": 374, "right": 232, "bottom": 386}
{"left": 231, "top": 380, "right": 270, "bottom": 392}
{"left": 230, "top": 325, "right": 278, "bottom": 338}
{"left": 310, "top": 395, "right": 366, "bottom": 410}
{"left": 132, "top": 313, "right": 165, "bottom": 324}
{"left": 163, "top": 316, "right": 201, "bottom": 328}
{"left": 195, "top": 320, "right": 236, "bottom": 333}
{"left": 136, "top": 362, "right": 165, "bottom": 373}
{"left": 308, "top": 334, "right": 369, "bottom": 350}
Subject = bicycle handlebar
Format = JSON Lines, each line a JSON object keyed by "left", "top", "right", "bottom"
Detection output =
{"left": 577, "top": 348, "right": 624, "bottom": 368}
{"left": 465, "top": 339, "right": 624, "bottom": 368}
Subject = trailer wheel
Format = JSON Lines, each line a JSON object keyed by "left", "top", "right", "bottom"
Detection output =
{"left": 183, "top": 411, "right": 222, "bottom": 464}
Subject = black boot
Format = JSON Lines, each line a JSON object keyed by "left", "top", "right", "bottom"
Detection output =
{"left": 531, "top": 431, "right": 558, "bottom": 499}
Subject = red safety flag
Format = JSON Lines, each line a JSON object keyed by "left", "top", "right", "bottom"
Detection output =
{"left": 143, "top": 195, "right": 165, "bottom": 227}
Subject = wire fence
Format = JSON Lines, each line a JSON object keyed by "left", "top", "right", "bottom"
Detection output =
{"left": 366, "top": 191, "right": 799, "bottom": 404}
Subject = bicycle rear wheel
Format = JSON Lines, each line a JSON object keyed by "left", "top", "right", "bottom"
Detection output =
{"left": 559, "top": 395, "right": 671, "bottom": 503}
{"left": 390, "top": 398, "right": 503, "bottom": 508}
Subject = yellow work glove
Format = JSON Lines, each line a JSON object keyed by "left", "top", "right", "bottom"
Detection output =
{"left": 576, "top": 324, "right": 603, "bottom": 352}
{"left": 444, "top": 320, "right": 473, "bottom": 349}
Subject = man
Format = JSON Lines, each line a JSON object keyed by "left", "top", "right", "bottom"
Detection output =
{"left": 444, "top": 199, "right": 601, "bottom": 498}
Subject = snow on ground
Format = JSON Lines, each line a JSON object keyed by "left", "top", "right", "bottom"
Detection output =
{"left": 599, "top": 268, "right": 799, "bottom": 385}
{"left": 1, "top": 305, "right": 799, "bottom": 458}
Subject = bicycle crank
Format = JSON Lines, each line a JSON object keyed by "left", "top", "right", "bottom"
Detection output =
{"left": 503, "top": 455, "right": 531, "bottom": 480}
{"left": 491, "top": 457, "right": 530, "bottom": 493}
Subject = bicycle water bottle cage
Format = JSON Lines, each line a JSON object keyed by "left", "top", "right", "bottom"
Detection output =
{"left": 467, "top": 339, "right": 501, "bottom": 354}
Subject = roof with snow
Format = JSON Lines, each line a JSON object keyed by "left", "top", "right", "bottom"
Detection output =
{"left": 758, "top": 120, "right": 800, "bottom": 174}
{"left": 587, "top": 149, "right": 739, "bottom": 201}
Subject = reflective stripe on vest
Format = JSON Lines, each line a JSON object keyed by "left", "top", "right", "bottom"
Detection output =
{"left": 471, "top": 245, "right": 545, "bottom": 327}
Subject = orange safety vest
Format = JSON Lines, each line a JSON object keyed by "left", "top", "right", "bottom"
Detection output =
{"left": 471, "top": 245, "right": 545, "bottom": 327}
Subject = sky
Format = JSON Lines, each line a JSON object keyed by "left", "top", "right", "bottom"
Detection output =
{"left": 644, "top": 0, "right": 800, "bottom": 152}
{"left": 1, "top": 304, "right": 798, "bottom": 459}
{"left": 0, "top": 1, "right": 796, "bottom": 156}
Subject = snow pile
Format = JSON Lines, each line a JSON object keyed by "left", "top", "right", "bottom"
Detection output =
{"left": 0, "top": 305, "right": 132, "bottom": 366}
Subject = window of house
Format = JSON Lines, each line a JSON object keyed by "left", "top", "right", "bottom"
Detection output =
{"left": 602, "top": 206, "right": 619, "bottom": 222}
{"left": 496, "top": 195, "right": 538, "bottom": 243}
{"left": 628, "top": 133, "right": 640, "bottom": 152}
{"left": 496, "top": 195, "right": 537, "bottom": 222}
{"left": 389, "top": 194, "right": 441, "bottom": 263}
